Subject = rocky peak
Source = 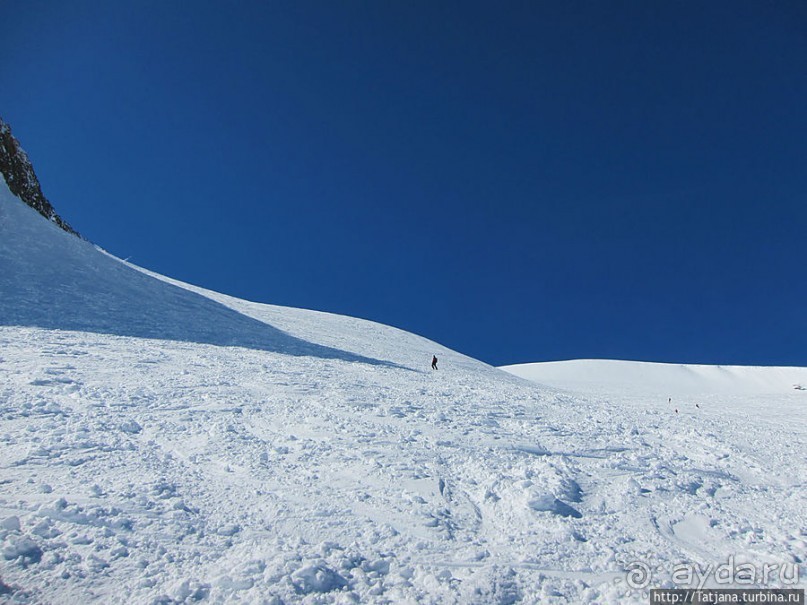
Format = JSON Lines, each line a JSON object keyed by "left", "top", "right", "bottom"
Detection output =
{"left": 0, "top": 116, "right": 79, "bottom": 237}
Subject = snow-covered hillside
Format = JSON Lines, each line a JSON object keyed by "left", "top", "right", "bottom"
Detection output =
{"left": 1, "top": 177, "right": 805, "bottom": 604}
{"left": 502, "top": 359, "right": 807, "bottom": 396}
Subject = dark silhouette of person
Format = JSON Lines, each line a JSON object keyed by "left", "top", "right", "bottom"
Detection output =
{"left": 432, "top": 355, "right": 438, "bottom": 370}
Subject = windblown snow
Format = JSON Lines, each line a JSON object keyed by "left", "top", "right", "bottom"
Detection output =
{"left": 1, "top": 178, "right": 805, "bottom": 604}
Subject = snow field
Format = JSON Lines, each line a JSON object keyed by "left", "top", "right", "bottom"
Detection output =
{"left": 2, "top": 326, "right": 804, "bottom": 603}
{"left": 0, "top": 327, "right": 586, "bottom": 603}
{"left": 502, "top": 359, "right": 807, "bottom": 397}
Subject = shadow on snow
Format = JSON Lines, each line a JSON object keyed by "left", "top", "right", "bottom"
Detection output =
{"left": 0, "top": 216, "right": 402, "bottom": 369}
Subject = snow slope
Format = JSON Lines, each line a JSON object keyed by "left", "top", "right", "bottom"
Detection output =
{"left": 501, "top": 359, "right": 807, "bottom": 396}
{"left": 1, "top": 179, "right": 805, "bottom": 604}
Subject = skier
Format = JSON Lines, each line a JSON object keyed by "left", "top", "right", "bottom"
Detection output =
{"left": 431, "top": 355, "right": 438, "bottom": 370}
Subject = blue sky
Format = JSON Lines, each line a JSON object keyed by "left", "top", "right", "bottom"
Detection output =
{"left": 2, "top": 1, "right": 806, "bottom": 366}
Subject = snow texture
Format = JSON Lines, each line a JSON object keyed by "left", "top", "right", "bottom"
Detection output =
{"left": 1, "top": 178, "right": 805, "bottom": 603}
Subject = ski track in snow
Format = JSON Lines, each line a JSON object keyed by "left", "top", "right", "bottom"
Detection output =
{"left": 1, "top": 184, "right": 805, "bottom": 603}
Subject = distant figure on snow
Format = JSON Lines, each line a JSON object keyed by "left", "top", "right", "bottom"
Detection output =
{"left": 432, "top": 355, "right": 438, "bottom": 370}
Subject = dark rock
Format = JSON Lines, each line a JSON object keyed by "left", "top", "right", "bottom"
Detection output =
{"left": 0, "top": 116, "right": 79, "bottom": 237}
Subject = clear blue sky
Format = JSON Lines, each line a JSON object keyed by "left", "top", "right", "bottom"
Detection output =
{"left": 2, "top": 1, "right": 806, "bottom": 366}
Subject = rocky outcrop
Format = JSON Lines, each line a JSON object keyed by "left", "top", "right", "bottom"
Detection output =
{"left": 0, "top": 116, "right": 79, "bottom": 237}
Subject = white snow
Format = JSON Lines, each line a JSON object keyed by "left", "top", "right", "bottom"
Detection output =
{"left": 1, "top": 179, "right": 805, "bottom": 603}
{"left": 501, "top": 359, "right": 807, "bottom": 396}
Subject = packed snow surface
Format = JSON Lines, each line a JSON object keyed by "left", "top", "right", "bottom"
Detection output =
{"left": 1, "top": 180, "right": 805, "bottom": 603}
